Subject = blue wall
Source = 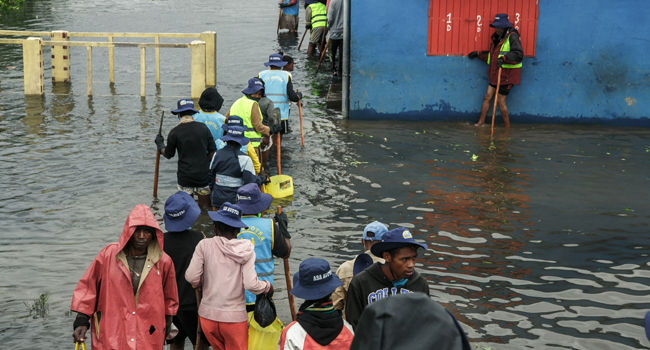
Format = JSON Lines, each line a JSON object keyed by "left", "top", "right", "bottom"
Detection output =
{"left": 349, "top": 0, "right": 650, "bottom": 126}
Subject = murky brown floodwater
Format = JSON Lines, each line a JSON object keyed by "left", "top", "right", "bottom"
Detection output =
{"left": 1, "top": 1, "right": 650, "bottom": 349}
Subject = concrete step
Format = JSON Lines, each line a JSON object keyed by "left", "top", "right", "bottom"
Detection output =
{"left": 326, "top": 83, "right": 342, "bottom": 110}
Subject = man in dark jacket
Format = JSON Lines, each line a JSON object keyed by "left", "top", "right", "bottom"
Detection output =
{"left": 350, "top": 293, "right": 471, "bottom": 350}
{"left": 155, "top": 99, "right": 217, "bottom": 208}
{"left": 468, "top": 14, "right": 523, "bottom": 128}
{"left": 162, "top": 191, "right": 208, "bottom": 350}
{"left": 345, "top": 227, "right": 430, "bottom": 330}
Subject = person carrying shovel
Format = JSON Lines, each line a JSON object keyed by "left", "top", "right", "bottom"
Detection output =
{"left": 467, "top": 14, "right": 523, "bottom": 128}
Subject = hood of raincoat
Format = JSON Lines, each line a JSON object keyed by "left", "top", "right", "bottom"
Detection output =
{"left": 117, "top": 204, "right": 165, "bottom": 253}
{"left": 214, "top": 236, "right": 255, "bottom": 264}
{"left": 350, "top": 293, "right": 470, "bottom": 350}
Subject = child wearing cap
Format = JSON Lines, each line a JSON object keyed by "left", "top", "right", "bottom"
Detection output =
{"left": 162, "top": 191, "right": 208, "bottom": 349}
{"left": 208, "top": 125, "right": 264, "bottom": 210}
{"left": 278, "top": 258, "right": 354, "bottom": 350}
{"left": 345, "top": 227, "right": 430, "bottom": 330}
{"left": 331, "top": 221, "right": 388, "bottom": 316}
{"left": 185, "top": 203, "right": 273, "bottom": 350}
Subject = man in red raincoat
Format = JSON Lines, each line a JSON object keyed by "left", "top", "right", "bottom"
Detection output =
{"left": 70, "top": 204, "right": 179, "bottom": 349}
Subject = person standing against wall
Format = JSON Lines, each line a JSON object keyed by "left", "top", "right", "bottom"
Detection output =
{"left": 468, "top": 14, "right": 523, "bottom": 128}
{"left": 279, "top": 0, "right": 299, "bottom": 33}
{"left": 327, "top": 0, "right": 344, "bottom": 76}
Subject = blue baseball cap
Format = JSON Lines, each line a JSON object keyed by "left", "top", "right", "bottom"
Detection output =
{"left": 264, "top": 53, "right": 288, "bottom": 68}
{"left": 171, "top": 98, "right": 198, "bottom": 115}
{"left": 490, "top": 13, "right": 513, "bottom": 28}
{"left": 242, "top": 78, "right": 265, "bottom": 95}
{"left": 363, "top": 221, "right": 388, "bottom": 241}
{"left": 219, "top": 125, "right": 249, "bottom": 146}
{"left": 290, "top": 258, "right": 343, "bottom": 300}
{"left": 208, "top": 202, "right": 248, "bottom": 228}
{"left": 163, "top": 191, "right": 201, "bottom": 232}
{"left": 223, "top": 115, "right": 244, "bottom": 132}
{"left": 370, "top": 227, "right": 428, "bottom": 257}
{"left": 237, "top": 183, "right": 273, "bottom": 215}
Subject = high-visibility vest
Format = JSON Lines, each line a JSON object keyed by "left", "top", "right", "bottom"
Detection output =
{"left": 229, "top": 96, "right": 263, "bottom": 147}
{"left": 487, "top": 33, "right": 522, "bottom": 69}
{"left": 309, "top": 3, "right": 327, "bottom": 28}
{"left": 282, "top": 0, "right": 299, "bottom": 16}
{"left": 238, "top": 216, "right": 274, "bottom": 305}
{"left": 259, "top": 70, "right": 290, "bottom": 121}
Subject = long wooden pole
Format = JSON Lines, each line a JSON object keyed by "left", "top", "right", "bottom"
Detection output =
{"left": 278, "top": 206, "right": 297, "bottom": 322}
{"left": 153, "top": 111, "right": 164, "bottom": 197}
{"left": 276, "top": 133, "right": 282, "bottom": 175}
{"left": 297, "top": 89, "right": 304, "bottom": 146}
{"left": 315, "top": 38, "right": 331, "bottom": 75}
{"left": 195, "top": 288, "right": 203, "bottom": 350}
{"left": 297, "top": 29, "right": 307, "bottom": 51}
{"left": 491, "top": 67, "right": 502, "bottom": 136}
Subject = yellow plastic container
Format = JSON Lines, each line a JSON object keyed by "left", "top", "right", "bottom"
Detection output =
{"left": 248, "top": 311, "right": 285, "bottom": 350}
{"left": 264, "top": 175, "right": 294, "bottom": 198}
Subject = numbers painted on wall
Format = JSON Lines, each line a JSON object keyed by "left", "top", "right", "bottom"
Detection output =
{"left": 447, "top": 13, "right": 452, "bottom": 31}
{"left": 476, "top": 15, "right": 482, "bottom": 32}
{"left": 515, "top": 13, "right": 520, "bottom": 30}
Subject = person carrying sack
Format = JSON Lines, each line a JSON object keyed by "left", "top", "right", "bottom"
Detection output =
{"left": 185, "top": 203, "right": 273, "bottom": 350}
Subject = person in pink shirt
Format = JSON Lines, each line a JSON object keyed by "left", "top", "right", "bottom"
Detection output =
{"left": 185, "top": 202, "right": 273, "bottom": 350}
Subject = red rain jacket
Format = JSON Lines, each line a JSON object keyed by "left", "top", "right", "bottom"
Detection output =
{"left": 71, "top": 204, "right": 179, "bottom": 350}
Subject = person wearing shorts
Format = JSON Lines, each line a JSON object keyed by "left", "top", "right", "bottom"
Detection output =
{"left": 279, "top": 0, "right": 299, "bottom": 33}
{"left": 155, "top": 99, "right": 216, "bottom": 208}
{"left": 305, "top": 0, "right": 327, "bottom": 56}
{"left": 467, "top": 13, "right": 523, "bottom": 128}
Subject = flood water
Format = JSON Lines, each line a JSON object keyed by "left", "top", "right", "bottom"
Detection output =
{"left": 1, "top": 1, "right": 650, "bottom": 349}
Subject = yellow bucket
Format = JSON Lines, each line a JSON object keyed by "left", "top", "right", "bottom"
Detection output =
{"left": 247, "top": 311, "right": 284, "bottom": 350}
{"left": 264, "top": 175, "right": 294, "bottom": 198}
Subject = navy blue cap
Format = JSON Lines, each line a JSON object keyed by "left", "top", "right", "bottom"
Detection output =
{"left": 370, "top": 227, "right": 428, "bottom": 256}
{"left": 490, "top": 13, "right": 514, "bottom": 28}
{"left": 242, "top": 78, "right": 265, "bottom": 95}
{"left": 264, "top": 53, "right": 288, "bottom": 67}
{"left": 219, "top": 125, "right": 249, "bottom": 146}
{"left": 645, "top": 311, "right": 650, "bottom": 341}
{"left": 237, "top": 183, "right": 273, "bottom": 215}
{"left": 171, "top": 98, "right": 198, "bottom": 115}
{"left": 163, "top": 191, "right": 201, "bottom": 232}
{"left": 208, "top": 202, "right": 248, "bottom": 228}
{"left": 223, "top": 115, "right": 244, "bottom": 132}
{"left": 290, "top": 258, "right": 343, "bottom": 300}
{"left": 353, "top": 253, "right": 374, "bottom": 276}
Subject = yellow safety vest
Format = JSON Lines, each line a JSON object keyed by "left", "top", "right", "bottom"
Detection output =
{"left": 487, "top": 33, "right": 522, "bottom": 69}
{"left": 229, "top": 96, "right": 263, "bottom": 147}
{"left": 309, "top": 3, "right": 327, "bottom": 28}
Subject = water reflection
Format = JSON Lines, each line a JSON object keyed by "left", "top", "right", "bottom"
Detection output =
{"left": 22, "top": 95, "right": 45, "bottom": 135}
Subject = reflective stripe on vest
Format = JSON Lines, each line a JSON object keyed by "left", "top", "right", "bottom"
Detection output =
{"left": 239, "top": 216, "right": 274, "bottom": 305}
{"left": 487, "top": 33, "right": 522, "bottom": 69}
{"left": 309, "top": 3, "right": 327, "bottom": 28}
{"left": 229, "top": 96, "right": 263, "bottom": 147}
{"left": 216, "top": 138, "right": 247, "bottom": 153}
{"left": 215, "top": 174, "right": 244, "bottom": 187}
{"left": 259, "top": 70, "right": 290, "bottom": 120}
{"left": 282, "top": 0, "right": 299, "bottom": 16}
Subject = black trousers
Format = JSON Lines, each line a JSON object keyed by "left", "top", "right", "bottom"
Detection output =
{"left": 329, "top": 38, "right": 343, "bottom": 73}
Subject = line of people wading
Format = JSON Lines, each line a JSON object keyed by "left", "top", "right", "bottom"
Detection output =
{"left": 66, "top": 9, "right": 526, "bottom": 350}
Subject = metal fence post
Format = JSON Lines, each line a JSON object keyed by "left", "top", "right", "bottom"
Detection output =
{"left": 23, "top": 37, "right": 44, "bottom": 95}
{"left": 51, "top": 30, "right": 70, "bottom": 83}
{"left": 201, "top": 31, "right": 216, "bottom": 87}
{"left": 190, "top": 40, "right": 206, "bottom": 100}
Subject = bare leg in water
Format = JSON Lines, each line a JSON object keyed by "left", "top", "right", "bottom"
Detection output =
{"left": 198, "top": 194, "right": 211, "bottom": 208}
{"left": 497, "top": 94, "right": 510, "bottom": 127}
{"left": 475, "top": 85, "right": 496, "bottom": 127}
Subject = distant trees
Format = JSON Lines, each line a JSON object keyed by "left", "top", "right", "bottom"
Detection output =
{"left": 0, "top": 0, "right": 25, "bottom": 11}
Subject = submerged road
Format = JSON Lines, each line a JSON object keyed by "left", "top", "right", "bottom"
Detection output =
{"left": 1, "top": 1, "right": 650, "bottom": 349}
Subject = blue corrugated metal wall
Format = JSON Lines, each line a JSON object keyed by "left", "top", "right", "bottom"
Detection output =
{"left": 349, "top": 0, "right": 650, "bottom": 126}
